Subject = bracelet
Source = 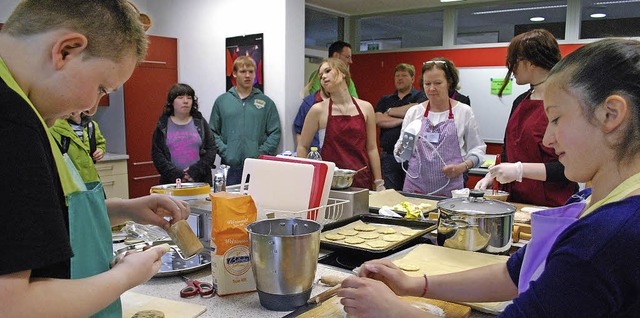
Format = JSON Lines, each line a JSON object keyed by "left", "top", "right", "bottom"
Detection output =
{"left": 463, "top": 161, "right": 471, "bottom": 172}
{"left": 421, "top": 274, "right": 429, "bottom": 297}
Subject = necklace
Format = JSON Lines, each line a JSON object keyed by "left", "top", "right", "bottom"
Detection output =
{"left": 530, "top": 79, "right": 547, "bottom": 94}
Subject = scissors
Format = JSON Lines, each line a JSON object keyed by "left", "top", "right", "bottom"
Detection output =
{"left": 179, "top": 276, "right": 215, "bottom": 298}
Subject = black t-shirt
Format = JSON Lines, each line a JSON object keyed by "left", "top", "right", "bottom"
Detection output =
{"left": 375, "top": 88, "right": 427, "bottom": 153}
{"left": 0, "top": 78, "right": 72, "bottom": 278}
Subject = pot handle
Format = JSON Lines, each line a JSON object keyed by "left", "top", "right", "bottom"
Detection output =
{"left": 440, "top": 218, "right": 474, "bottom": 229}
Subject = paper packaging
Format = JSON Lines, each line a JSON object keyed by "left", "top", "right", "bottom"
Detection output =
{"left": 210, "top": 192, "right": 257, "bottom": 295}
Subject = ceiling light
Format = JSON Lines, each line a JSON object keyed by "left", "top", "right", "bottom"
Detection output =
{"left": 590, "top": 13, "right": 607, "bottom": 18}
{"left": 440, "top": 0, "right": 465, "bottom": 2}
{"left": 595, "top": 0, "right": 640, "bottom": 5}
{"left": 530, "top": 17, "right": 545, "bottom": 22}
{"left": 473, "top": 5, "right": 566, "bottom": 15}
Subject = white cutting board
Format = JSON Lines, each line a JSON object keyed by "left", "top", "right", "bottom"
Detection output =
{"left": 121, "top": 291, "right": 206, "bottom": 317}
{"left": 241, "top": 158, "right": 315, "bottom": 219}
{"left": 274, "top": 156, "right": 335, "bottom": 222}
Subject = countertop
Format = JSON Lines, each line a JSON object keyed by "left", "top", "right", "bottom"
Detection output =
{"left": 129, "top": 263, "right": 497, "bottom": 317}
{"left": 102, "top": 152, "right": 129, "bottom": 161}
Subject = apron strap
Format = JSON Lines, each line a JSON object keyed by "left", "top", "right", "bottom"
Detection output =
{"left": 424, "top": 99, "right": 454, "bottom": 120}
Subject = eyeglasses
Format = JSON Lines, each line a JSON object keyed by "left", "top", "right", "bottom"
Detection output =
{"left": 340, "top": 53, "right": 352, "bottom": 61}
{"left": 424, "top": 60, "right": 446, "bottom": 65}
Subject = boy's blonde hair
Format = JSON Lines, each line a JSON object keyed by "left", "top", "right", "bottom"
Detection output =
{"left": 3, "top": 0, "right": 148, "bottom": 62}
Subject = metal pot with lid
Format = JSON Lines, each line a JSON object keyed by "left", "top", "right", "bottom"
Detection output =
{"left": 437, "top": 190, "right": 516, "bottom": 254}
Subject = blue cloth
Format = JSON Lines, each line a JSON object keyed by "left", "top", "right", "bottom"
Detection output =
{"left": 375, "top": 88, "right": 426, "bottom": 153}
{"left": 380, "top": 151, "right": 405, "bottom": 191}
{"left": 502, "top": 188, "right": 640, "bottom": 317}
{"left": 294, "top": 90, "right": 323, "bottom": 148}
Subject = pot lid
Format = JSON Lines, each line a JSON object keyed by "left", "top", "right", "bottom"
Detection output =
{"left": 150, "top": 182, "right": 210, "bottom": 197}
{"left": 437, "top": 190, "right": 516, "bottom": 217}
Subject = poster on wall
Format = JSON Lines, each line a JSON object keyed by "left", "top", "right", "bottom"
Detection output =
{"left": 225, "top": 33, "right": 264, "bottom": 92}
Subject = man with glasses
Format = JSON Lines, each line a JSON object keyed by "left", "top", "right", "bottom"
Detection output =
{"left": 375, "top": 63, "right": 426, "bottom": 190}
{"left": 307, "top": 40, "right": 358, "bottom": 97}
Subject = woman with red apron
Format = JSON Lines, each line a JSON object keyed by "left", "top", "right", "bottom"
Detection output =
{"left": 321, "top": 98, "right": 373, "bottom": 189}
{"left": 475, "top": 29, "right": 578, "bottom": 206}
{"left": 403, "top": 100, "right": 464, "bottom": 196}
{"left": 296, "top": 58, "right": 383, "bottom": 190}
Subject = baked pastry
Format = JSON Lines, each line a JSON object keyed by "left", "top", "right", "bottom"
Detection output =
{"left": 131, "top": 310, "right": 165, "bottom": 318}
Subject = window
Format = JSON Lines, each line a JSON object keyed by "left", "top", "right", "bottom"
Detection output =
{"left": 305, "top": 8, "right": 343, "bottom": 49}
{"left": 358, "top": 11, "right": 444, "bottom": 51}
{"left": 455, "top": 1, "right": 567, "bottom": 44}
{"left": 580, "top": 0, "right": 640, "bottom": 39}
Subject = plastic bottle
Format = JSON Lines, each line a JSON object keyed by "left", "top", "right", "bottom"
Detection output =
{"left": 307, "top": 147, "right": 322, "bottom": 161}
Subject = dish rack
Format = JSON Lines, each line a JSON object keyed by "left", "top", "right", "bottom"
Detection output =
{"left": 264, "top": 198, "right": 348, "bottom": 225}
{"left": 225, "top": 184, "right": 348, "bottom": 224}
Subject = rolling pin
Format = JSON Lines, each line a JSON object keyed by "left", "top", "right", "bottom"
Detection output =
{"left": 167, "top": 220, "right": 204, "bottom": 258}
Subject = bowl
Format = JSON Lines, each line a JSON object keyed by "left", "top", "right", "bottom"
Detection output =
{"left": 483, "top": 190, "right": 509, "bottom": 202}
{"left": 331, "top": 168, "right": 356, "bottom": 189}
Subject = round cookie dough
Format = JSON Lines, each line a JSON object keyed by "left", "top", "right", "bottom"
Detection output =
{"left": 354, "top": 224, "right": 377, "bottom": 232}
{"left": 398, "top": 263, "right": 420, "bottom": 271}
{"left": 382, "top": 234, "right": 404, "bottom": 242}
{"left": 344, "top": 236, "right": 366, "bottom": 244}
{"left": 377, "top": 227, "right": 397, "bottom": 234}
{"left": 338, "top": 229, "right": 359, "bottom": 236}
{"left": 358, "top": 232, "right": 380, "bottom": 240}
{"left": 400, "top": 229, "right": 419, "bottom": 236}
{"left": 325, "top": 233, "right": 346, "bottom": 241}
{"left": 366, "top": 240, "right": 388, "bottom": 248}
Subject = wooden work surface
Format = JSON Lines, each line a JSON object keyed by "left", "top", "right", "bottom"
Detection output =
{"left": 121, "top": 291, "right": 207, "bottom": 318}
{"left": 297, "top": 295, "right": 471, "bottom": 318}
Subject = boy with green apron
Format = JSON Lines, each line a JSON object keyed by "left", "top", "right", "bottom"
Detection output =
{"left": 0, "top": 1, "right": 189, "bottom": 316}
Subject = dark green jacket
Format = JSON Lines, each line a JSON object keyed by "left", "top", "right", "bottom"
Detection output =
{"left": 209, "top": 87, "right": 281, "bottom": 167}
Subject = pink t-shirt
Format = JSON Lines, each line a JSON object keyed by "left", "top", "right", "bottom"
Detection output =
{"left": 166, "top": 118, "right": 201, "bottom": 170}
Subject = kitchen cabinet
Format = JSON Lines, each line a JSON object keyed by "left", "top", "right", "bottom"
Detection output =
{"left": 124, "top": 36, "right": 178, "bottom": 198}
{"left": 96, "top": 159, "right": 129, "bottom": 199}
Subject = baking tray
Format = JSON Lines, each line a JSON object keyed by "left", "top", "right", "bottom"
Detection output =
{"left": 113, "top": 241, "right": 211, "bottom": 277}
{"left": 320, "top": 214, "right": 437, "bottom": 254}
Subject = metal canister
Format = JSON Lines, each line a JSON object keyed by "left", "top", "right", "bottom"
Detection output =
{"left": 213, "top": 173, "right": 225, "bottom": 193}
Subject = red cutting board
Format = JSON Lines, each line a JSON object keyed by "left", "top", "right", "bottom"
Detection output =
{"left": 259, "top": 155, "right": 331, "bottom": 220}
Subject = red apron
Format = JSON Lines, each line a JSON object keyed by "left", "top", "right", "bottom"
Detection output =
{"left": 321, "top": 98, "right": 372, "bottom": 189}
{"left": 504, "top": 93, "right": 576, "bottom": 207}
{"left": 403, "top": 101, "right": 464, "bottom": 196}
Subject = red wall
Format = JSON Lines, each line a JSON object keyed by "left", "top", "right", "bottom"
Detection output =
{"left": 350, "top": 44, "right": 583, "bottom": 110}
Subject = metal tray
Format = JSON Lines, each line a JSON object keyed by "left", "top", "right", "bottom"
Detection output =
{"left": 113, "top": 242, "right": 211, "bottom": 277}
{"left": 320, "top": 214, "right": 437, "bottom": 254}
{"left": 368, "top": 191, "right": 443, "bottom": 217}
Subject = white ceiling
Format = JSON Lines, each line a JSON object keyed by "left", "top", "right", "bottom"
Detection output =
{"left": 305, "top": 0, "right": 507, "bottom": 16}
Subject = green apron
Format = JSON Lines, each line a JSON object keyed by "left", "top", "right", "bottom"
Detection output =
{"left": 0, "top": 59, "right": 121, "bottom": 317}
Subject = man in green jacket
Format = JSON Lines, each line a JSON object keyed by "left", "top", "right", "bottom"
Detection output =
{"left": 50, "top": 112, "right": 107, "bottom": 182}
{"left": 306, "top": 40, "right": 358, "bottom": 97}
{"left": 210, "top": 56, "right": 281, "bottom": 185}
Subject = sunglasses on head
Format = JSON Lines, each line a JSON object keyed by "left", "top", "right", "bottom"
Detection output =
{"left": 424, "top": 60, "right": 447, "bottom": 65}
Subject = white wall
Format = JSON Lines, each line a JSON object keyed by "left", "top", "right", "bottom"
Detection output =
{"left": 141, "top": 0, "right": 305, "bottom": 152}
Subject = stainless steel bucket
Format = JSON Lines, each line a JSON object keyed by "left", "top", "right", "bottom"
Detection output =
{"left": 246, "top": 218, "right": 322, "bottom": 311}
{"left": 437, "top": 190, "right": 516, "bottom": 254}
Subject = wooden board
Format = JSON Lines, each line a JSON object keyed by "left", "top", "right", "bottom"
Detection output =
{"left": 121, "top": 291, "right": 206, "bottom": 318}
{"left": 389, "top": 244, "right": 511, "bottom": 314}
{"left": 297, "top": 294, "right": 470, "bottom": 318}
